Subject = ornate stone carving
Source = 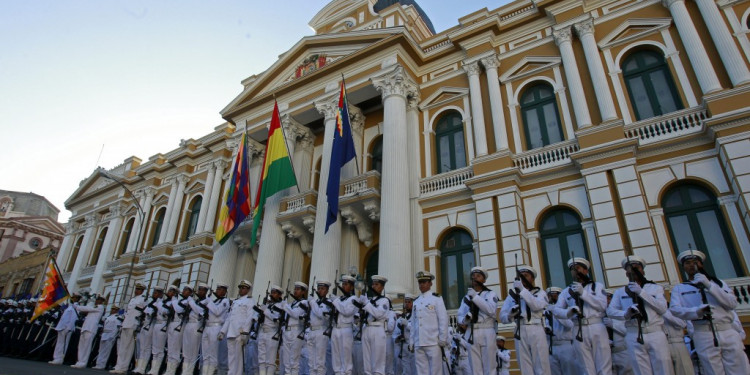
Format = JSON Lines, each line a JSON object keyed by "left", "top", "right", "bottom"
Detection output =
{"left": 303, "top": 215, "right": 316, "bottom": 234}
{"left": 340, "top": 206, "right": 374, "bottom": 247}
{"left": 407, "top": 92, "right": 421, "bottom": 111}
{"left": 462, "top": 61, "right": 482, "bottom": 77}
{"left": 480, "top": 55, "right": 500, "bottom": 70}
{"left": 84, "top": 214, "right": 97, "bottom": 228}
{"left": 281, "top": 221, "right": 313, "bottom": 255}
{"left": 212, "top": 160, "right": 227, "bottom": 172}
{"left": 553, "top": 27, "right": 573, "bottom": 46}
{"left": 314, "top": 100, "right": 338, "bottom": 120}
{"left": 370, "top": 65, "right": 418, "bottom": 100}
{"left": 109, "top": 204, "right": 124, "bottom": 217}
{"left": 574, "top": 18, "right": 594, "bottom": 37}
{"left": 176, "top": 175, "right": 190, "bottom": 188}
{"left": 348, "top": 105, "right": 365, "bottom": 134}
{"left": 363, "top": 200, "right": 381, "bottom": 221}
{"left": 662, "top": 0, "right": 684, "bottom": 8}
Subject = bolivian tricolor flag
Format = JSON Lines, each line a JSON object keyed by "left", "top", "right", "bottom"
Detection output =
{"left": 215, "top": 131, "right": 252, "bottom": 245}
{"left": 31, "top": 258, "right": 70, "bottom": 322}
{"left": 250, "top": 101, "right": 297, "bottom": 247}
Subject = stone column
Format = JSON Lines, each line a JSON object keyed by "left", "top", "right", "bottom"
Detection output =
{"left": 580, "top": 220, "right": 606, "bottom": 282}
{"left": 91, "top": 205, "right": 124, "bottom": 292}
{"left": 718, "top": 195, "right": 750, "bottom": 272}
{"left": 133, "top": 188, "right": 154, "bottom": 252}
{"left": 158, "top": 180, "right": 179, "bottom": 244}
{"left": 196, "top": 163, "right": 217, "bottom": 233}
{"left": 649, "top": 208, "right": 682, "bottom": 283}
{"left": 407, "top": 95, "right": 422, "bottom": 295}
{"left": 283, "top": 114, "right": 314, "bottom": 190}
{"left": 663, "top": 0, "right": 722, "bottom": 94}
{"left": 308, "top": 98, "right": 343, "bottom": 286}
{"left": 480, "top": 55, "right": 509, "bottom": 151}
{"left": 126, "top": 190, "right": 145, "bottom": 253}
{"left": 208, "top": 232, "right": 239, "bottom": 289}
{"left": 56, "top": 224, "right": 75, "bottom": 268}
{"left": 204, "top": 160, "right": 227, "bottom": 233}
{"left": 694, "top": 0, "right": 750, "bottom": 86}
{"left": 371, "top": 66, "right": 415, "bottom": 296}
{"left": 463, "top": 61, "right": 489, "bottom": 156}
{"left": 68, "top": 215, "right": 97, "bottom": 291}
{"left": 554, "top": 26, "right": 592, "bottom": 129}
{"left": 163, "top": 175, "right": 189, "bottom": 244}
{"left": 575, "top": 19, "right": 618, "bottom": 122}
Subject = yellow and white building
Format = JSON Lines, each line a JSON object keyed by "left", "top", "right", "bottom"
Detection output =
{"left": 58, "top": 0, "right": 750, "bottom": 359}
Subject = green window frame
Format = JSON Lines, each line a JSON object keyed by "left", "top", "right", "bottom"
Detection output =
{"left": 118, "top": 218, "right": 135, "bottom": 257}
{"left": 370, "top": 137, "right": 383, "bottom": 174}
{"left": 540, "top": 208, "right": 589, "bottom": 288}
{"left": 88, "top": 227, "right": 108, "bottom": 266}
{"left": 622, "top": 50, "right": 683, "bottom": 121}
{"left": 365, "top": 247, "right": 379, "bottom": 297}
{"left": 185, "top": 196, "right": 202, "bottom": 240}
{"left": 435, "top": 111, "right": 467, "bottom": 174}
{"left": 440, "top": 229, "right": 475, "bottom": 310}
{"left": 521, "top": 83, "right": 564, "bottom": 150}
{"left": 150, "top": 208, "right": 166, "bottom": 248}
{"left": 662, "top": 184, "right": 744, "bottom": 279}
{"left": 66, "top": 236, "right": 84, "bottom": 272}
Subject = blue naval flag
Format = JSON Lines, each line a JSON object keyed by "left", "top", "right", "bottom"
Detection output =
{"left": 325, "top": 80, "right": 357, "bottom": 233}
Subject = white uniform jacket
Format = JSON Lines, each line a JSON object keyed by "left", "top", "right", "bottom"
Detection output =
{"left": 607, "top": 283, "right": 668, "bottom": 328}
{"left": 76, "top": 304, "right": 105, "bottom": 333}
{"left": 221, "top": 295, "right": 255, "bottom": 338}
{"left": 364, "top": 295, "right": 390, "bottom": 326}
{"left": 332, "top": 294, "right": 358, "bottom": 325}
{"left": 121, "top": 294, "right": 147, "bottom": 329}
{"left": 669, "top": 279, "right": 737, "bottom": 324}
{"left": 54, "top": 303, "right": 79, "bottom": 331}
{"left": 457, "top": 288, "right": 498, "bottom": 328}
{"left": 409, "top": 291, "right": 448, "bottom": 347}
{"left": 553, "top": 282, "right": 607, "bottom": 321}
{"left": 101, "top": 313, "right": 123, "bottom": 341}
{"left": 499, "top": 287, "right": 548, "bottom": 325}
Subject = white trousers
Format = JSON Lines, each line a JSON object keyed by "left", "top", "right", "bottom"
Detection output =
{"left": 95, "top": 337, "right": 116, "bottom": 369}
{"left": 150, "top": 322, "right": 168, "bottom": 373}
{"left": 469, "top": 327, "right": 497, "bottom": 375}
{"left": 574, "top": 323, "right": 612, "bottom": 375}
{"left": 137, "top": 327, "right": 153, "bottom": 361}
{"left": 75, "top": 331, "right": 95, "bottom": 366}
{"left": 693, "top": 328, "right": 750, "bottom": 375}
{"left": 52, "top": 329, "right": 72, "bottom": 363}
{"left": 668, "top": 340, "right": 694, "bottom": 375}
{"left": 182, "top": 322, "right": 202, "bottom": 366}
{"left": 363, "top": 326, "right": 387, "bottom": 375}
{"left": 393, "top": 340, "right": 414, "bottom": 375}
{"left": 257, "top": 329, "right": 280, "bottom": 371}
{"left": 458, "top": 356, "right": 472, "bottom": 375}
{"left": 385, "top": 335, "right": 394, "bottom": 375}
{"left": 550, "top": 340, "right": 582, "bottom": 375}
{"left": 202, "top": 325, "right": 222, "bottom": 368}
{"left": 306, "top": 329, "right": 328, "bottom": 375}
{"left": 166, "top": 322, "right": 184, "bottom": 364}
{"left": 226, "top": 337, "right": 245, "bottom": 375}
{"left": 331, "top": 327, "right": 354, "bottom": 375}
{"left": 515, "top": 324, "right": 551, "bottom": 375}
{"left": 414, "top": 345, "right": 442, "bottom": 375}
{"left": 612, "top": 346, "right": 636, "bottom": 375}
{"left": 114, "top": 327, "right": 136, "bottom": 371}
{"left": 282, "top": 328, "right": 304, "bottom": 374}
{"left": 625, "top": 328, "right": 674, "bottom": 375}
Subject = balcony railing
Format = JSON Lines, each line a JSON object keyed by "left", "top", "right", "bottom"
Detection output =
{"left": 726, "top": 277, "right": 750, "bottom": 313}
{"left": 80, "top": 265, "right": 96, "bottom": 276}
{"left": 512, "top": 139, "right": 579, "bottom": 173}
{"left": 420, "top": 166, "right": 474, "bottom": 195}
{"left": 624, "top": 107, "right": 707, "bottom": 145}
{"left": 341, "top": 170, "right": 381, "bottom": 197}
{"left": 279, "top": 190, "right": 318, "bottom": 214}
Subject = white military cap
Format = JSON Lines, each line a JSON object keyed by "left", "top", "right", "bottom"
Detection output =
{"left": 517, "top": 265, "right": 537, "bottom": 278}
{"left": 404, "top": 293, "right": 416, "bottom": 300}
{"left": 238, "top": 280, "right": 252, "bottom": 288}
{"left": 546, "top": 287, "right": 562, "bottom": 294}
{"left": 677, "top": 249, "right": 706, "bottom": 264}
{"left": 216, "top": 282, "right": 229, "bottom": 289}
{"left": 471, "top": 266, "right": 488, "bottom": 279}
{"left": 134, "top": 282, "right": 146, "bottom": 289}
{"left": 340, "top": 275, "right": 356, "bottom": 284}
{"left": 316, "top": 280, "right": 331, "bottom": 287}
{"left": 270, "top": 285, "right": 284, "bottom": 293}
{"left": 621, "top": 255, "right": 646, "bottom": 269}
{"left": 153, "top": 285, "right": 165, "bottom": 292}
{"left": 294, "top": 281, "right": 308, "bottom": 290}
{"left": 197, "top": 282, "right": 209, "bottom": 290}
{"left": 167, "top": 285, "right": 179, "bottom": 293}
{"left": 415, "top": 271, "right": 434, "bottom": 281}
{"left": 496, "top": 335, "right": 506, "bottom": 341}
{"left": 371, "top": 275, "right": 388, "bottom": 283}
{"left": 110, "top": 304, "right": 119, "bottom": 309}
{"left": 182, "top": 285, "right": 194, "bottom": 291}
{"left": 71, "top": 292, "right": 82, "bottom": 297}
{"left": 567, "top": 257, "right": 590, "bottom": 270}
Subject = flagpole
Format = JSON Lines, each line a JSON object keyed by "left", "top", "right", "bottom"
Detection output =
{"left": 341, "top": 74, "right": 361, "bottom": 175}
{"left": 273, "top": 100, "right": 302, "bottom": 194}
{"left": 32, "top": 249, "right": 55, "bottom": 299}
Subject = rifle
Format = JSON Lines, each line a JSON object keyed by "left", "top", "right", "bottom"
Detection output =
{"left": 695, "top": 265, "right": 719, "bottom": 347}
{"left": 197, "top": 280, "right": 213, "bottom": 334}
{"left": 354, "top": 273, "right": 369, "bottom": 342}
{"left": 509, "top": 253, "right": 523, "bottom": 340}
{"left": 161, "top": 298, "right": 175, "bottom": 332}
{"left": 175, "top": 297, "right": 189, "bottom": 332}
{"left": 272, "top": 279, "right": 291, "bottom": 343}
{"left": 625, "top": 254, "right": 647, "bottom": 345}
{"left": 569, "top": 250, "right": 586, "bottom": 342}
{"left": 544, "top": 309, "right": 554, "bottom": 354}
{"left": 250, "top": 281, "right": 271, "bottom": 340}
{"left": 143, "top": 298, "right": 158, "bottom": 332}
{"left": 297, "top": 276, "right": 316, "bottom": 340}
{"left": 134, "top": 298, "right": 148, "bottom": 334}
{"left": 323, "top": 269, "right": 340, "bottom": 337}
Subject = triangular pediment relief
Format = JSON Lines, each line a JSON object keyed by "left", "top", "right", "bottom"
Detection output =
{"left": 66, "top": 169, "right": 112, "bottom": 206}
{"left": 185, "top": 180, "right": 205, "bottom": 195}
{"left": 598, "top": 18, "right": 672, "bottom": 49}
{"left": 499, "top": 56, "right": 561, "bottom": 84}
{"left": 9, "top": 216, "right": 65, "bottom": 234}
{"left": 151, "top": 193, "right": 170, "bottom": 208}
{"left": 418, "top": 87, "right": 469, "bottom": 110}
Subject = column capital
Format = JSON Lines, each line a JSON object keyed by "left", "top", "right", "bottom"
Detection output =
{"left": 176, "top": 175, "right": 190, "bottom": 187}
{"left": 314, "top": 99, "right": 338, "bottom": 121}
{"left": 662, "top": 0, "right": 684, "bottom": 8}
{"left": 407, "top": 92, "right": 421, "bottom": 111}
{"left": 246, "top": 138, "right": 265, "bottom": 159}
{"left": 553, "top": 26, "right": 573, "bottom": 46}
{"left": 349, "top": 104, "right": 365, "bottom": 134}
{"left": 143, "top": 186, "right": 157, "bottom": 200}
{"left": 480, "top": 55, "right": 500, "bottom": 70}
{"left": 717, "top": 194, "right": 738, "bottom": 205}
{"left": 109, "top": 204, "right": 125, "bottom": 218}
{"left": 84, "top": 214, "right": 97, "bottom": 228}
{"left": 280, "top": 113, "right": 307, "bottom": 142}
{"left": 370, "top": 65, "right": 417, "bottom": 100}
{"left": 462, "top": 60, "right": 482, "bottom": 77}
{"left": 574, "top": 18, "right": 595, "bottom": 37}
{"left": 212, "top": 159, "right": 228, "bottom": 171}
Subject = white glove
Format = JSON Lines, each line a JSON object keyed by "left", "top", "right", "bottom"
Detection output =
{"left": 439, "top": 340, "right": 448, "bottom": 348}
{"left": 627, "top": 282, "right": 642, "bottom": 295}
{"left": 239, "top": 334, "right": 249, "bottom": 346}
{"left": 217, "top": 332, "right": 225, "bottom": 341}
{"left": 693, "top": 273, "right": 711, "bottom": 289}
{"left": 566, "top": 306, "right": 580, "bottom": 319}
{"left": 359, "top": 295, "right": 369, "bottom": 306}
{"left": 463, "top": 313, "right": 472, "bottom": 325}
{"left": 509, "top": 306, "right": 520, "bottom": 317}
{"left": 398, "top": 317, "right": 407, "bottom": 326}
{"left": 698, "top": 304, "right": 712, "bottom": 318}
{"left": 624, "top": 305, "right": 640, "bottom": 320}
{"left": 570, "top": 282, "right": 583, "bottom": 295}
{"left": 513, "top": 279, "right": 522, "bottom": 290}
{"left": 308, "top": 296, "right": 315, "bottom": 303}
{"left": 603, "top": 317, "right": 613, "bottom": 328}
{"left": 408, "top": 344, "right": 414, "bottom": 353}
{"left": 467, "top": 288, "right": 477, "bottom": 299}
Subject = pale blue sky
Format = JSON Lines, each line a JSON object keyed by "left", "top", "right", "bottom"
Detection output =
{"left": 0, "top": 1, "right": 506, "bottom": 222}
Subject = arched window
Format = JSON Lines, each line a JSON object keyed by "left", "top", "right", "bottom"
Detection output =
{"left": 185, "top": 196, "right": 202, "bottom": 240}
{"left": 369, "top": 137, "right": 383, "bottom": 174}
{"left": 88, "top": 227, "right": 108, "bottom": 266}
{"left": 440, "top": 229, "right": 474, "bottom": 310}
{"left": 540, "top": 208, "right": 589, "bottom": 288}
{"left": 117, "top": 218, "right": 135, "bottom": 257}
{"left": 66, "top": 236, "right": 84, "bottom": 272}
{"left": 622, "top": 50, "right": 683, "bottom": 121}
{"left": 435, "top": 111, "right": 466, "bottom": 174}
{"left": 150, "top": 208, "right": 166, "bottom": 248}
{"left": 313, "top": 158, "right": 322, "bottom": 191}
{"left": 662, "top": 184, "right": 744, "bottom": 278}
{"left": 521, "top": 83, "right": 564, "bottom": 150}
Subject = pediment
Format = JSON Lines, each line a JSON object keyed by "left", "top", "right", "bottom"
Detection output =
{"left": 151, "top": 193, "right": 170, "bottom": 208}
{"left": 598, "top": 18, "right": 673, "bottom": 49}
{"left": 66, "top": 170, "right": 112, "bottom": 206}
{"left": 419, "top": 87, "right": 469, "bottom": 110}
{"left": 10, "top": 216, "right": 65, "bottom": 234}
{"left": 499, "top": 56, "right": 562, "bottom": 84}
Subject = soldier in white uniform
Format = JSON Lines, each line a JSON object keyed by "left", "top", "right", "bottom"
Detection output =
{"left": 134, "top": 286, "right": 163, "bottom": 375}
{"left": 458, "top": 266, "right": 498, "bottom": 375}
{"left": 385, "top": 308, "right": 396, "bottom": 375}
{"left": 111, "top": 282, "right": 148, "bottom": 374}
{"left": 495, "top": 336, "right": 510, "bottom": 375}
{"left": 669, "top": 249, "right": 748, "bottom": 375}
{"left": 662, "top": 309, "right": 694, "bottom": 375}
{"left": 148, "top": 286, "right": 170, "bottom": 375}
{"left": 604, "top": 291, "right": 634, "bottom": 375}
{"left": 331, "top": 275, "right": 358, "bottom": 375}
{"left": 163, "top": 285, "right": 191, "bottom": 375}
{"left": 359, "top": 275, "right": 391, "bottom": 375}
{"left": 183, "top": 284, "right": 208, "bottom": 375}
{"left": 280, "top": 281, "right": 309, "bottom": 375}
{"left": 72, "top": 295, "right": 106, "bottom": 368}
{"left": 94, "top": 304, "right": 122, "bottom": 370}
{"left": 409, "top": 271, "right": 449, "bottom": 375}
{"left": 451, "top": 324, "right": 472, "bottom": 375}
{"left": 258, "top": 285, "right": 284, "bottom": 375}
{"left": 219, "top": 279, "right": 255, "bottom": 375}
{"left": 553, "top": 257, "right": 611, "bottom": 375}
{"left": 200, "top": 282, "right": 230, "bottom": 375}
{"left": 48, "top": 292, "right": 81, "bottom": 365}
{"left": 500, "top": 265, "right": 550, "bottom": 375}
{"left": 546, "top": 287, "right": 582, "bottom": 375}
{"left": 307, "top": 280, "right": 331, "bottom": 375}
{"left": 607, "top": 256, "right": 673, "bottom": 375}
{"left": 393, "top": 294, "right": 414, "bottom": 375}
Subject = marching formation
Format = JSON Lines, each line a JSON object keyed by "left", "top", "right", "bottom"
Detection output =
{"left": 0, "top": 247, "right": 748, "bottom": 375}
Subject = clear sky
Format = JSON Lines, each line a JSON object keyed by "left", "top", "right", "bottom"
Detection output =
{"left": 0, "top": 0, "right": 506, "bottom": 223}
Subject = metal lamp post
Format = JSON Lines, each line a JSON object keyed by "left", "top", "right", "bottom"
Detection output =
{"left": 98, "top": 168, "right": 145, "bottom": 306}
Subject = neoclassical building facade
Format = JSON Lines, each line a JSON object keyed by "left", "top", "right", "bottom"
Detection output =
{"left": 59, "top": 0, "right": 750, "bottom": 351}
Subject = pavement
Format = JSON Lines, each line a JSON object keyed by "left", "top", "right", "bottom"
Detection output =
{"left": 0, "top": 357, "right": 108, "bottom": 375}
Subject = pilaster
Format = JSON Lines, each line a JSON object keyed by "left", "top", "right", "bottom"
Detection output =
{"left": 463, "top": 61, "right": 489, "bottom": 156}
{"left": 554, "top": 26, "right": 592, "bottom": 128}
{"left": 575, "top": 18, "right": 618, "bottom": 122}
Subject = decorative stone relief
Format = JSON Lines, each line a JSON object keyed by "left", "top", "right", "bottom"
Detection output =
{"left": 281, "top": 221, "right": 313, "bottom": 255}
{"left": 371, "top": 65, "right": 418, "bottom": 100}
{"left": 553, "top": 27, "right": 573, "bottom": 45}
{"left": 340, "top": 206, "right": 374, "bottom": 247}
